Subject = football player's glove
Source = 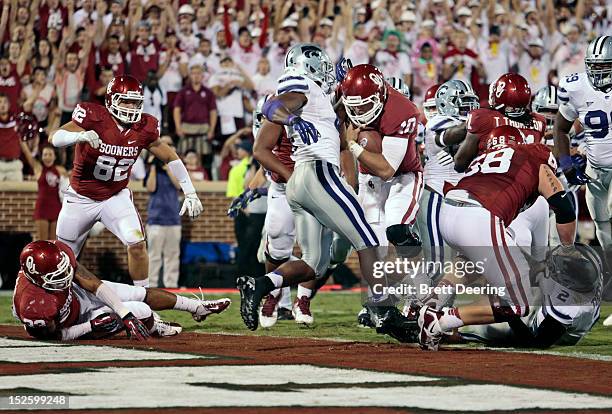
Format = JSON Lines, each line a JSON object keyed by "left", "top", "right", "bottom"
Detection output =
{"left": 288, "top": 115, "right": 319, "bottom": 145}
{"left": 227, "top": 188, "right": 268, "bottom": 218}
{"left": 335, "top": 57, "right": 353, "bottom": 83}
{"left": 560, "top": 154, "right": 590, "bottom": 185}
{"left": 76, "top": 130, "right": 101, "bottom": 149}
{"left": 180, "top": 192, "right": 204, "bottom": 219}
{"left": 90, "top": 312, "right": 123, "bottom": 339}
{"left": 122, "top": 313, "right": 150, "bottom": 341}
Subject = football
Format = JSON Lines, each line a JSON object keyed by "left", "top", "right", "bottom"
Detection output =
{"left": 358, "top": 128, "right": 383, "bottom": 153}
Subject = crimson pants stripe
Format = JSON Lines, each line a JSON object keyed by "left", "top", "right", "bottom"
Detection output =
{"left": 401, "top": 171, "right": 423, "bottom": 225}
{"left": 490, "top": 214, "right": 519, "bottom": 307}
{"left": 499, "top": 221, "right": 529, "bottom": 313}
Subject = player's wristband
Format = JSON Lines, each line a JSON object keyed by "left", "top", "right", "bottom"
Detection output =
{"left": 167, "top": 159, "right": 196, "bottom": 195}
{"left": 95, "top": 283, "right": 131, "bottom": 319}
{"left": 349, "top": 141, "right": 364, "bottom": 159}
{"left": 51, "top": 129, "right": 81, "bottom": 147}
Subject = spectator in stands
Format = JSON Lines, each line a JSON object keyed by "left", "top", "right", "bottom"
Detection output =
{"left": 374, "top": 30, "right": 413, "bottom": 91}
{"left": 552, "top": 24, "right": 585, "bottom": 79}
{"left": 209, "top": 55, "right": 253, "bottom": 153}
{"left": 189, "top": 37, "right": 219, "bottom": 83}
{"left": 145, "top": 135, "right": 182, "bottom": 289}
{"left": 411, "top": 42, "right": 440, "bottom": 104}
{"left": 143, "top": 70, "right": 166, "bottom": 125}
{"left": 476, "top": 25, "right": 512, "bottom": 89}
{"left": 22, "top": 67, "right": 56, "bottom": 131}
{"left": 518, "top": 38, "right": 551, "bottom": 94}
{"left": 98, "top": 34, "right": 126, "bottom": 76}
{"left": 91, "top": 66, "right": 114, "bottom": 106}
{"left": 33, "top": 146, "right": 66, "bottom": 241}
{"left": 176, "top": 4, "right": 199, "bottom": 56}
{"left": 0, "top": 93, "right": 34, "bottom": 181}
{"left": 32, "top": 39, "right": 57, "bottom": 81}
{"left": 173, "top": 64, "right": 217, "bottom": 161}
{"left": 0, "top": 57, "right": 22, "bottom": 115}
{"left": 157, "top": 30, "right": 188, "bottom": 117}
{"left": 184, "top": 149, "right": 209, "bottom": 181}
{"left": 128, "top": 21, "right": 160, "bottom": 83}
{"left": 442, "top": 29, "right": 485, "bottom": 87}
{"left": 252, "top": 58, "right": 276, "bottom": 99}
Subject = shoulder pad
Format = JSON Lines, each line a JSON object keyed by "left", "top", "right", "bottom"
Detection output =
{"left": 426, "top": 115, "right": 462, "bottom": 132}
{"left": 277, "top": 73, "right": 310, "bottom": 95}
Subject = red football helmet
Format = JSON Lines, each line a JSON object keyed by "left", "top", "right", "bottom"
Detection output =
{"left": 486, "top": 125, "right": 525, "bottom": 150}
{"left": 105, "top": 75, "right": 144, "bottom": 124}
{"left": 488, "top": 73, "right": 531, "bottom": 118}
{"left": 340, "top": 64, "right": 387, "bottom": 127}
{"left": 423, "top": 84, "right": 440, "bottom": 121}
{"left": 19, "top": 241, "right": 74, "bottom": 291}
{"left": 15, "top": 112, "right": 41, "bottom": 141}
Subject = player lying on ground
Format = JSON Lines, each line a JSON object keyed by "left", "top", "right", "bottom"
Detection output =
{"left": 12, "top": 240, "right": 230, "bottom": 341}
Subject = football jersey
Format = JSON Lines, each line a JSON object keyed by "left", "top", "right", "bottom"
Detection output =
{"left": 558, "top": 72, "right": 612, "bottom": 168}
{"left": 12, "top": 240, "right": 81, "bottom": 331}
{"left": 71, "top": 102, "right": 159, "bottom": 201}
{"left": 447, "top": 143, "right": 556, "bottom": 225}
{"left": 424, "top": 114, "right": 464, "bottom": 194}
{"left": 275, "top": 69, "right": 340, "bottom": 167}
{"left": 467, "top": 108, "right": 547, "bottom": 154}
{"left": 370, "top": 87, "right": 422, "bottom": 175}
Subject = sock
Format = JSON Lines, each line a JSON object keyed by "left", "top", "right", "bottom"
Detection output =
{"left": 266, "top": 272, "right": 284, "bottom": 288}
{"left": 173, "top": 295, "right": 200, "bottom": 313}
{"left": 256, "top": 275, "right": 276, "bottom": 297}
{"left": 133, "top": 278, "right": 149, "bottom": 288}
{"left": 297, "top": 285, "right": 312, "bottom": 299}
{"left": 279, "top": 286, "right": 292, "bottom": 309}
{"left": 438, "top": 307, "right": 464, "bottom": 331}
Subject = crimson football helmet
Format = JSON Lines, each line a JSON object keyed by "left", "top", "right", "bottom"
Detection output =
{"left": 488, "top": 73, "right": 531, "bottom": 118}
{"left": 19, "top": 241, "right": 74, "bottom": 291}
{"left": 340, "top": 64, "right": 387, "bottom": 127}
{"left": 423, "top": 84, "right": 440, "bottom": 121}
{"left": 486, "top": 125, "right": 524, "bottom": 150}
{"left": 105, "top": 75, "right": 144, "bottom": 124}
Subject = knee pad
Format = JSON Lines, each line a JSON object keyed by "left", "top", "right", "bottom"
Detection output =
{"left": 265, "top": 235, "right": 294, "bottom": 262}
{"left": 386, "top": 224, "right": 422, "bottom": 257}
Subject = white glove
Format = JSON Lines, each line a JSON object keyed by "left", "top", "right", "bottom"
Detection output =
{"left": 180, "top": 192, "right": 203, "bottom": 219}
{"left": 77, "top": 130, "right": 101, "bottom": 149}
{"left": 436, "top": 150, "right": 454, "bottom": 167}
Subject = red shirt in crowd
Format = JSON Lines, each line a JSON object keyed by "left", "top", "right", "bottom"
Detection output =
{"left": 99, "top": 49, "right": 126, "bottom": 76}
{"left": 173, "top": 84, "right": 217, "bottom": 124}
{"left": 128, "top": 39, "right": 161, "bottom": 83}
{"left": 0, "top": 115, "right": 21, "bottom": 159}
{"left": 0, "top": 72, "right": 22, "bottom": 115}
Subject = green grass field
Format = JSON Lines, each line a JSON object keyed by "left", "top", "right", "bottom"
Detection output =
{"left": 1, "top": 292, "right": 611, "bottom": 357}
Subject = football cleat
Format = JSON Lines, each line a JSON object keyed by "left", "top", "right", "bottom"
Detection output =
{"left": 237, "top": 276, "right": 261, "bottom": 331}
{"left": 418, "top": 306, "right": 444, "bottom": 351}
{"left": 357, "top": 306, "right": 375, "bottom": 328}
{"left": 292, "top": 296, "right": 314, "bottom": 325}
{"left": 259, "top": 294, "right": 279, "bottom": 328}
{"left": 154, "top": 319, "right": 183, "bottom": 337}
{"left": 191, "top": 288, "right": 231, "bottom": 322}
{"left": 603, "top": 314, "right": 612, "bottom": 327}
{"left": 277, "top": 307, "right": 294, "bottom": 320}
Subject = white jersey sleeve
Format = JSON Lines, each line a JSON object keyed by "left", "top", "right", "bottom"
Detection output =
{"left": 557, "top": 73, "right": 581, "bottom": 121}
{"left": 423, "top": 114, "right": 464, "bottom": 194}
{"left": 276, "top": 70, "right": 311, "bottom": 96}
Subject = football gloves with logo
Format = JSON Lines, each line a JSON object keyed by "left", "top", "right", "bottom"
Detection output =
{"left": 180, "top": 192, "right": 204, "bottom": 219}
{"left": 89, "top": 312, "right": 123, "bottom": 339}
{"left": 122, "top": 313, "right": 150, "bottom": 341}
{"left": 560, "top": 154, "right": 590, "bottom": 185}
{"left": 227, "top": 188, "right": 268, "bottom": 218}
{"left": 335, "top": 57, "right": 353, "bottom": 83}
{"left": 288, "top": 115, "right": 319, "bottom": 145}
{"left": 77, "top": 130, "right": 101, "bottom": 149}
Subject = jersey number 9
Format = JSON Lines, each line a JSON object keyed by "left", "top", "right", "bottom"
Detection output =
{"left": 584, "top": 110, "right": 611, "bottom": 139}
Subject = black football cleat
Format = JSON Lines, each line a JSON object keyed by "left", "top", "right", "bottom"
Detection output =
{"left": 237, "top": 276, "right": 261, "bottom": 331}
{"left": 371, "top": 305, "right": 419, "bottom": 343}
{"left": 277, "top": 307, "right": 294, "bottom": 320}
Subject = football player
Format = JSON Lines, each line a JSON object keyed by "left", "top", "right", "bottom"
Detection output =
{"left": 458, "top": 243, "right": 602, "bottom": 348}
{"left": 422, "top": 84, "right": 440, "bottom": 121}
{"left": 414, "top": 80, "right": 479, "bottom": 308}
{"left": 49, "top": 75, "right": 203, "bottom": 288}
{"left": 237, "top": 44, "right": 411, "bottom": 333}
{"left": 554, "top": 36, "right": 612, "bottom": 324}
{"left": 418, "top": 126, "right": 577, "bottom": 350}
{"left": 13, "top": 240, "right": 231, "bottom": 341}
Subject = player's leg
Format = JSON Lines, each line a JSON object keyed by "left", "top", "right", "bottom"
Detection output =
{"left": 146, "top": 224, "right": 164, "bottom": 288}
{"left": 357, "top": 174, "right": 390, "bottom": 246}
{"left": 384, "top": 172, "right": 424, "bottom": 252}
{"left": 585, "top": 166, "right": 612, "bottom": 248}
{"left": 100, "top": 189, "right": 149, "bottom": 287}
{"left": 35, "top": 220, "right": 49, "bottom": 241}
{"left": 56, "top": 187, "right": 100, "bottom": 256}
{"left": 162, "top": 225, "right": 181, "bottom": 288}
{"left": 259, "top": 182, "right": 296, "bottom": 327}
{"left": 50, "top": 220, "right": 57, "bottom": 240}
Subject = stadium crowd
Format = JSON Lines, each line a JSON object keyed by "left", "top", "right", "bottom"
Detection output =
{"left": 1, "top": 0, "right": 610, "bottom": 182}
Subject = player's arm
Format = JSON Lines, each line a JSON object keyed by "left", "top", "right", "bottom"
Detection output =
{"left": 435, "top": 123, "right": 467, "bottom": 147}
{"left": 538, "top": 164, "right": 576, "bottom": 246}
{"left": 48, "top": 120, "right": 100, "bottom": 149}
{"left": 553, "top": 111, "right": 573, "bottom": 160}
{"left": 453, "top": 132, "right": 479, "bottom": 173}
{"left": 339, "top": 123, "right": 358, "bottom": 190}
{"left": 346, "top": 125, "right": 407, "bottom": 181}
{"left": 149, "top": 139, "right": 203, "bottom": 219}
{"left": 261, "top": 92, "right": 307, "bottom": 125}
{"left": 247, "top": 167, "right": 267, "bottom": 190}
{"left": 253, "top": 119, "right": 292, "bottom": 183}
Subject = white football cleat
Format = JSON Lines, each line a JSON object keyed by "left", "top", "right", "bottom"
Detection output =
{"left": 259, "top": 294, "right": 279, "bottom": 328}
{"left": 603, "top": 314, "right": 612, "bottom": 327}
{"left": 292, "top": 296, "right": 314, "bottom": 325}
{"left": 154, "top": 319, "right": 183, "bottom": 337}
{"left": 418, "top": 306, "right": 443, "bottom": 351}
{"left": 191, "top": 288, "right": 231, "bottom": 322}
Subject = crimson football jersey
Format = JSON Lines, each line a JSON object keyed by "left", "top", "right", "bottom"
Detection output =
{"left": 467, "top": 108, "right": 547, "bottom": 154}
{"left": 13, "top": 240, "right": 81, "bottom": 333}
{"left": 359, "top": 87, "right": 422, "bottom": 175}
{"left": 71, "top": 102, "right": 159, "bottom": 200}
{"left": 270, "top": 128, "right": 295, "bottom": 184}
{"left": 446, "top": 143, "right": 556, "bottom": 225}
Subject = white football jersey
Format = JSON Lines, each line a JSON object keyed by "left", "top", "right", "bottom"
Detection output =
{"left": 276, "top": 69, "right": 340, "bottom": 167}
{"left": 423, "top": 114, "right": 464, "bottom": 194}
{"left": 558, "top": 72, "right": 612, "bottom": 168}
